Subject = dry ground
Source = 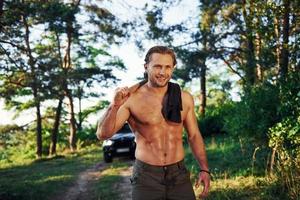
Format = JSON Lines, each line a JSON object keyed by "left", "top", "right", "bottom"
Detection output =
{"left": 53, "top": 159, "right": 133, "bottom": 200}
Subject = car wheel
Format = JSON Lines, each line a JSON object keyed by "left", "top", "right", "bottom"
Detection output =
{"left": 104, "top": 153, "right": 113, "bottom": 163}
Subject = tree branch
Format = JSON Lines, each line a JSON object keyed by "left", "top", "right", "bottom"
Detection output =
{"left": 0, "top": 39, "right": 27, "bottom": 52}
{"left": 175, "top": 38, "right": 201, "bottom": 48}
{"left": 216, "top": 46, "right": 245, "bottom": 52}
{"left": 219, "top": 54, "right": 246, "bottom": 82}
{"left": 0, "top": 44, "right": 22, "bottom": 69}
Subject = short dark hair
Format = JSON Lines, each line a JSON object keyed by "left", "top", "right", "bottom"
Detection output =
{"left": 144, "top": 46, "right": 177, "bottom": 66}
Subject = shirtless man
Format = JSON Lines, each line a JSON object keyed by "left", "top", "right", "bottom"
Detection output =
{"left": 96, "top": 46, "right": 210, "bottom": 200}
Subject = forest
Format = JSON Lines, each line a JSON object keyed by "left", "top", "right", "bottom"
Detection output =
{"left": 0, "top": 0, "right": 299, "bottom": 199}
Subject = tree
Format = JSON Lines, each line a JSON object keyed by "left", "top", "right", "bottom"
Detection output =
{"left": 0, "top": 1, "right": 129, "bottom": 156}
{"left": 37, "top": 1, "right": 128, "bottom": 154}
{"left": 279, "top": 0, "right": 290, "bottom": 79}
{"left": 0, "top": 2, "right": 46, "bottom": 157}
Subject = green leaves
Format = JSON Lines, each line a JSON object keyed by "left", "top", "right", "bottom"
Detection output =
{"left": 88, "top": 46, "right": 111, "bottom": 57}
{"left": 268, "top": 117, "right": 300, "bottom": 198}
{"left": 0, "top": 1, "right": 130, "bottom": 156}
{"left": 104, "top": 57, "right": 126, "bottom": 70}
{"left": 80, "top": 100, "right": 109, "bottom": 121}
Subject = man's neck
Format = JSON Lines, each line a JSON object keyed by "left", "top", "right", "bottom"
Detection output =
{"left": 146, "top": 82, "right": 168, "bottom": 95}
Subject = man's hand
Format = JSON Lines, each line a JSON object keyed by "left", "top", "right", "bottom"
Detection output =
{"left": 112, "top": 87, "right": 130, "bottom": 107}
{"left": 195, "top": 171, "right": 210, "bottom": 198}
{"left": 112, "top": 82, "right": 144, "bottom": 107}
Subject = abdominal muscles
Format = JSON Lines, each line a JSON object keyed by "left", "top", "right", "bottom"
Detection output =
{"left": 133, "top": 122, "right": 185, "bottom": 166}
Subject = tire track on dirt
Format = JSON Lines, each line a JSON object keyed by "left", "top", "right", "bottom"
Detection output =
{"left": 113, "top": 163, "right": 133, "bottom": 200}
{"left": 52, "top": 159, "right": 134, "bottom": 200}
{"left": 52, "top": 162, "right": 108, "bottom": 200}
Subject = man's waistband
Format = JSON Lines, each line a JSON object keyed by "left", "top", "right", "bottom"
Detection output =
{"left": 134, "top": 159, "right": 186, "bottom": 173}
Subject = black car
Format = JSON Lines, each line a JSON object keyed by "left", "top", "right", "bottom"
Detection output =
{"left": 102, "top": 123, "right": 136, "bottom": 163}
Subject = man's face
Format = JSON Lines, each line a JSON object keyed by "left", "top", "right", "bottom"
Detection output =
{"left": 145, "top": 53, "right": 175, "bottom": 88}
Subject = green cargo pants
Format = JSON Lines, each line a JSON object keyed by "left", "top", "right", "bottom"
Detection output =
{"left": 130, "top": 159, "right": 196, "bottom": 200}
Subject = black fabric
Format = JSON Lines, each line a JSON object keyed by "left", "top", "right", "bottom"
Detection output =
{"left": 161, "top": 82, "right": 182, "bottom": 123}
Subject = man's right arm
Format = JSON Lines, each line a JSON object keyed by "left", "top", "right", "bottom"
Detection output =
{"left": 96, "top": 87, "right": 131, "bottom": 140}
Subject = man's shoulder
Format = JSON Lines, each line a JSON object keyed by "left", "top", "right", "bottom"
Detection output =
{"left": 181, "top": 90, "right": 194, "bottom": 111}
{"left": 181, "top": 90, "right": 194, "bottom": 101}
{"left": 125, "top": 87, "right": 145, "bottom": 107}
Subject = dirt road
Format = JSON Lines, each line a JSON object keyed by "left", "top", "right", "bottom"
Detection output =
{"left": 114, "top": 165, "right": 133, "bottom": 200}
{"left": 53, "top": 159, "right": 133, "bottom": 200}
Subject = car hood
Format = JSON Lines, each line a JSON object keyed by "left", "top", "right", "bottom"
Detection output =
{"left": 110, "top": 133, "right": 134, "bottom": 141}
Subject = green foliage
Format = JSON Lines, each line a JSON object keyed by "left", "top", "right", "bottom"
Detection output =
{"left": 278, "top": 73, "right": 300, "bottom": 119}
{"left": 198, "top": 115, "right": 224, "bottom": 137}
{"left": 80, "top": 100, "right": 109, "bottom": 119}
{"left": 195, "top": 72, "right": 299, "bottom": 199}
{"left": 0, "top": 129, "right": 37, "bottom": 167}
{"left": 223, "top": 82, "right": 280, "bottom": 144}
{"left": 0, "top": 125, "right": 36, "bottom": 164}
{"left": 184, "top": 135, "right": 290, "bottom": 199}
{"left": 0, "top": 0, "right": 130, "bottom": 157}
{"left": 0, "top": 124, "right": 23, "bottom": 147}
{"left": 197, "top": 105, "right": 230, "bottom": 137}
{"left": 268, "top": 117, "right": 300, "bottom": 200}
{"left": 269, "top": 117, "right": 300, "bottom": 161}
{"left": 196, "top": 93, "right": 235, "bottom": 137}
{"left": 173, "top": 49, "right": 207, "bottom": 85}
{"left": 0, "top": 119, "right": 98, "bottom": 165}
{"left": 76, "top": 126, "right": 97, "bottom": 147}
{"left": 267, "top": 72, "right": 300, "bottom": 199}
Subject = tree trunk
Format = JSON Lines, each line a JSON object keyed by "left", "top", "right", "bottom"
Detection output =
{"left": 50, "top": 98, "right": 63, "bottom": 156}
{"left": 279, "top": 0, "right": 290, "bottom": 79}
{"left": 242, "top": 0, "right": 256, "bottom": 85}
{"left": 254, "top": 7, "right": 263, "bottom": 82}
{"left": 22, "top": 13, "right": 43, "bottom": 158}
{"left": 62, "top": 11, "right": 77, "bottom": 152}
{"left": 66, "top": 90, "right": 77, "bottom": 152}
{"left": 198, "top": 34, "right": 208, "bottom": 117}
{"left": 77, "top": 86, "right": 83, "bottom": 131}
{"left": 63, "top": 17, "right": 73, "bottom": 69}
{"left": 274, "top": 15, "right": 281, "bottom": 76}
{"left": 269, "top": 147, "right": 277, "bottom": 176}
{"left": 35, "top": 98, "right": 43, "bottom": 158}
{"left": 199, "top": 64, "right": 206, "bottom": 117}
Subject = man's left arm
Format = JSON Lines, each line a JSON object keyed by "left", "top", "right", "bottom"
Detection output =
{"left": 183, "top": 92, "right": 210, "bottom": 198}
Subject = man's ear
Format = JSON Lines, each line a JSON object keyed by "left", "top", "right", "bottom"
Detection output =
{"left": 144, "top": 64, "right": 148, "bottom": 70}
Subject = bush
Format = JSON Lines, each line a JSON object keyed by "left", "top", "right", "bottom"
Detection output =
{"left": 223, "top": 82, "right": 280, "bottom": 145}
{"left": 198, "top": 115, "right": 224, "bottom": 136}
{"left": 0, "top": 124, "right": 24, "bottom": 148}
{"left": 278, "top": 72, "right": 300, "bottom": 119}
{"left": 0, "top": 129, "right": 36, "bottom": 167}
{"left": 76, "top": 125, "right": 97, "bottom": 146}
{"left": 197, "top": 104, "right": 233, "bottom": 137}
{"left": 268, "top": 117, "right": 300, "bottom": 199}
{"left": 267, "top": 72, "right": 300, "bottom": 199}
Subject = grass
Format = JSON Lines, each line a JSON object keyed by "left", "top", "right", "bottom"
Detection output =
{"left": 0, "top": 135, "right": 295, "bottom": 200}
{"left": 0, "top": 144, "right": 102, "bottom": 200}
{"left": 204, "top": 176, "right": 287, "bottom": 200}
{"left": 91, "top": 161, "right": 131, "bottom": 200}
{"left": 184, "top": 135, "right": 291, "bottom": 200}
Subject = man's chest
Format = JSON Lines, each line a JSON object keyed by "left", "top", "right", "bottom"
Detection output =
{"left": 129, "top": 96, "right": 165, "bottom": 125}
{"left": 128, "top": 95, "right": 187, "bottom": 126}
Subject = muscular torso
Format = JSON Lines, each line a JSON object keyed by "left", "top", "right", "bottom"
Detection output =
{"left": 126, "top": 86, "right": 189, "bottom": 166}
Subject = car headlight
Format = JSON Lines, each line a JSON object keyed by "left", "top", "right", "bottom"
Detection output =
{"left": 103, "top": 140, "right": 113, "bottom": 147}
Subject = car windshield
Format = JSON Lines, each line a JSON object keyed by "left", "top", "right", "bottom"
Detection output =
{"left": 116, "top": 123, "right": 132, "bottom": 134}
